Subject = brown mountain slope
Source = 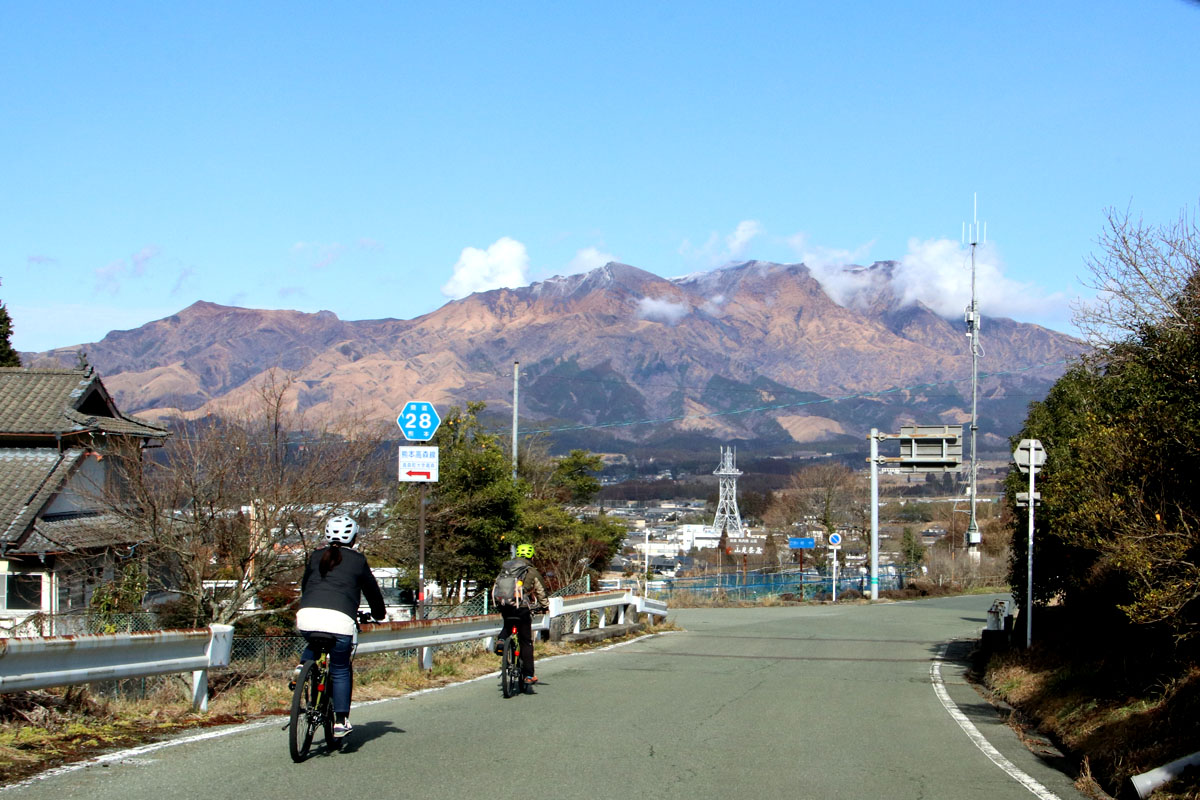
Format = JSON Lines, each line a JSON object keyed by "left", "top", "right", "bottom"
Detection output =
{"left": 26, "top": 261, "right": 1086, "bottom": 449}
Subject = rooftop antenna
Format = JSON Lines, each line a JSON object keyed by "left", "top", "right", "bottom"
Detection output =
{"left": 964, "top": 194, "right": 984, "bottom": 558}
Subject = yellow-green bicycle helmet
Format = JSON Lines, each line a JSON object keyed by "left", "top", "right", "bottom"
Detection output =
{"left": 516, "top": 543, "right": 535, "bottom": 558}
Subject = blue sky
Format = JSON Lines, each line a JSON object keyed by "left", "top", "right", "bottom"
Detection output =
{"left": 3, "top": 2, "right": 1198, "bottom": 353}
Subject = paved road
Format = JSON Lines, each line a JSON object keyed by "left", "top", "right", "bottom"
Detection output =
{"left": 3, "top": 594, "right": 1086, "bottom": 799}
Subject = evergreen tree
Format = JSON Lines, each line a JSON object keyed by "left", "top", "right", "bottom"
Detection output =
{"left": 0, "top": 302, "right": 20, "bottom": 367}
{"left": 1008, "top": 207, "right": 1200, "bottom": 670}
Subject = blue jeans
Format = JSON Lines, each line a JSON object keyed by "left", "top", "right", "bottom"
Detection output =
{"left": 300, "top": 631, "right": 355, "bottom": 715}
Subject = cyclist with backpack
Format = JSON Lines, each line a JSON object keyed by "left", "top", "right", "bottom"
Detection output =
{"left": 294, "top": 515, "right": 386, "bottom": 737}
{"left": 492, "top": 542, "right": 548, "bottom": 690}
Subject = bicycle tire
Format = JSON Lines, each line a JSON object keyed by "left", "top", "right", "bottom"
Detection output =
{"left": 501, "top": 637, "right": 522, "bottom": 698}
{"left": 321, "top": 687, "right": 339, "bottom": 751}
{"left": 288, "top": 661, "right": 318, "bottom": 762}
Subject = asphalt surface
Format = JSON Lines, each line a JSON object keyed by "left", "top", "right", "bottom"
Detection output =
{"left": 3, "top": 594, "right": 1088, "bottom": 799}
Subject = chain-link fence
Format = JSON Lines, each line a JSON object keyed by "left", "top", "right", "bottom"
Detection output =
{"left": 650, "top": 568, "right": 916, "bottom": 603}
{"left": 2, "top": 610, "right": 162, "bottom": 638}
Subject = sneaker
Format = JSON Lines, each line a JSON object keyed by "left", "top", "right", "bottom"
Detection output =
{"left": 333, "top": 720, "right": 353, "bottom": 738}
{"left": 493, "top": 640, "right": 505, "bottom": 655}
{"left": 287, "top": 664, "right": 302, "bottom": 690}
{"left": 523, "top": 675, "right": 538, "bottom": 685}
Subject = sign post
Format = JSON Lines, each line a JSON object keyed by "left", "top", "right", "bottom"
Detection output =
{"left": 1013, "top": 438, "right": 1045, "bottom": 648}
{"left": 867, "top": 425, "right": 962, "bottom": 601}
{"left": 397, "top": 402, "right": 441, "bottom": 622}
{"left": 828, "top": 532, "right": 842, "bottom": 602}
{"left": 788, "top": 536, "right": 815, "bottom": 573}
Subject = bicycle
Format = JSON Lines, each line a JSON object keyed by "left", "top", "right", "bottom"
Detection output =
{"left": 286, "top": 613, "right": 373, "bottom": 762}
{"left": 288, "top": 631, "right": 341, "bottom": 761}
{"left": 500, "top": 621, "right": 523, "bottom": 698}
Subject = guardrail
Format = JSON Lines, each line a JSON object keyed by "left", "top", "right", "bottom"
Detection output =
{"left": 0, "top": 591, "right": 667, "bottom": 702}
{"left": 0, "top": 625, "right": 234, "bottom": 711}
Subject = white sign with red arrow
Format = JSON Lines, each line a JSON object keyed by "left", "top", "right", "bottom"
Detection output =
{"left": 398, "top": 446, "right": 439, "bottom": 483}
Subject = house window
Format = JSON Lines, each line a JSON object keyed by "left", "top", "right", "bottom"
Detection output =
{"left": 2, "top": 573, "right": 43, "bottom": 610}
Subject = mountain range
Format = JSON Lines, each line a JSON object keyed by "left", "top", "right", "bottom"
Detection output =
{"left": 24, "top": 260, "right": 1086, "bottom": 457}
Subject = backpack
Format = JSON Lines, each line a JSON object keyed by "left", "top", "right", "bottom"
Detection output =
{"left": 492, "top": 558, "right": 530, "bottom": 607}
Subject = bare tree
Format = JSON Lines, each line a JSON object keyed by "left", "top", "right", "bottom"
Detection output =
{"left": 764, "top": 462, "right": 866, "bottom": 566}
{"left": 99, "top": 370, "right": 392, "bottom": 625}
{"left": 1073, "top": 205, "right": 1200, "bottom": 349}
{"left": 769, "top": 463, "right": 863, "bottom": 536}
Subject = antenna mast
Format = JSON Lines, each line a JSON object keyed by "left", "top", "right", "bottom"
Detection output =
{"left": 964, "top": 195, "right": 984, "bottom": 557}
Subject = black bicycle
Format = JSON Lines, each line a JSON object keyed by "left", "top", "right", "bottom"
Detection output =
{"left": 500, "top": 621, "right": 523, "bottom": 698}
{"left": 288, "top": 632, "right": 341, "bottom": 762}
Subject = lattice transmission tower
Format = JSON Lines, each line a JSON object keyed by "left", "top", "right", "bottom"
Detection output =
{"left": 711, "top": 446, "right": 744, "bottom": 538}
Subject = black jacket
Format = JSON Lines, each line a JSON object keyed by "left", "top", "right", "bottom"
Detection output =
{"left": 300, "top": 545, "right": 386, "bottom": 621}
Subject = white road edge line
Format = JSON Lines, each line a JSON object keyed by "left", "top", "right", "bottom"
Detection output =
{"left": 1, "top": 630, "right": 673, "bottom": 792}
{"left": 931, "top": 644, "right": 1063, "bottom": 800}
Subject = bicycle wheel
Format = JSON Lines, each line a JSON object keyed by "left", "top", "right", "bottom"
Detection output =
{"left": 288, "top": 661, "right": 318, "bottom": 762}
{"left": 501, "top": 638, "right": 522, "bottom": 698}
{"left": 320, "top": 684, "right": 340, "bottom": 751}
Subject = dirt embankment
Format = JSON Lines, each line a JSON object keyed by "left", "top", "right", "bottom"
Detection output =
{"left": 974, "top": 612, "right": 1200, "bottom": 800}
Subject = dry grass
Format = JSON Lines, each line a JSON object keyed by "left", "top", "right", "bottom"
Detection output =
{"left": 982, "top": 649, "right": 1200, "bottom": 799}
{"left": 0, "top": 621, "right": 673, "bottom": 785}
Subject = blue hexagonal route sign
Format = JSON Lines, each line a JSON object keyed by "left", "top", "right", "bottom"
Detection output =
{"left": 397, "top": 400, "right": 441, "bottom": 442}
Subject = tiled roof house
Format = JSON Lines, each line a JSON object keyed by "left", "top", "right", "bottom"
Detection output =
{"left": 0, "top": 367, "right": 168, "bottom": 632}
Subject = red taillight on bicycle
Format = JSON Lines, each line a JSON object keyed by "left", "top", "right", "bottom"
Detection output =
{"left": 317, "top": 683, "right": 325, "bottom": 691}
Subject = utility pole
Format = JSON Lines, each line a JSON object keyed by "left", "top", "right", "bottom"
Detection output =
{"left": 511, "top": 361, "right": 519, "bottom": 483}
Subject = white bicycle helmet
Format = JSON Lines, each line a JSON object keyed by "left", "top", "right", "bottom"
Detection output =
{"left": 324, "top": 515, "right": 359, "bottom": 545}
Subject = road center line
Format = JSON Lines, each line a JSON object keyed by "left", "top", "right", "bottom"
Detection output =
{"left": 930, "top": 644, "right": 1063, "bottom": 800}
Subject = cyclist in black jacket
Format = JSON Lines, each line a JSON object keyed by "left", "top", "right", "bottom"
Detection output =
{"left": 295, "top": 515, "right": 386, "bottom": 737}
{"left": 493, "top": 543, "right": 548, "bottom": 689}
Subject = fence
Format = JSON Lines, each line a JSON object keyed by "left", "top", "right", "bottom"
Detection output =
{"left": 2, "top": 611, "right": 161, "bottom": 638}
{"left": 1, "top": 588, "right": 665, "bottom": 708}
{"left": 651, "top": 568, "right": 915, "bottom": 602}
{"left": 226, "top": 574, "right": 600, "bottom": 673}
{"left": 0, "top": 625, "right": 233, "bottom": 711}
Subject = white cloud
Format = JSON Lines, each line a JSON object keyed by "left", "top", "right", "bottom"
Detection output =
{"left": 130, "top": 245, "right": 161, "bottom": 276}
{"left": 680, "top": 219, "right": 764, "bottom": 265}
{"left": 701, "top": 293, "right": 727, "bottom": 315}
{"left": 726, "top": 220, "right": 764, "bottom": 257}
{"left": 91, "top": 245, "right": 164, "bottom": 294}
{"left": 170, "top": 267, "right": 196, "bottom": 296}
{"left": 787, "top": 232, "right": 1068, "bottom": 325}
{"left": 567, "top": 246, "right": 616, "bottom": 273}
{"left": 894, "top": 237, "right": 1068, "bottom": 321}
{"left": 441, "top": 237, "right": 531, "bottom": 299}
{"left": 637, "top": 297, "right": 690, "bottom": 324}
{"left": 94, "top": 260, "right": 126, "bottom": 294}
{"left": 786, "top": 232, "right": 877, "bottom": 306}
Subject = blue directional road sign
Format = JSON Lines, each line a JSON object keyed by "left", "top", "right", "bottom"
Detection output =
{"left": 397, "top": 401, "right": 441, "bottom": 442}
{"left": 787, "top": 537, "right": 816, "bottom": 549}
